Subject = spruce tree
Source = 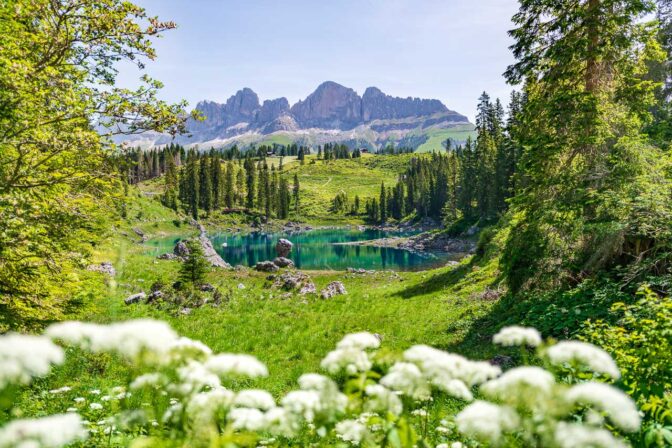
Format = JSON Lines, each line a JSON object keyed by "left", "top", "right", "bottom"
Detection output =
{"left": 379, "top": 182, "right": 387, "bottom": 223}
{"left": 199, "top": 156, "right": 213, "bottom": 214}
{"left": 162, "top": 155, "right": 179, "bottom": 210}
{"left": 293, "top": 174, "right": 300, "bottom": 216}
{"left": 179, "top": 240, "right": 210, "bottom": 285}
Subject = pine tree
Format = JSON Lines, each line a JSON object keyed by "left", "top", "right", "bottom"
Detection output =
{"left": 379, "top": 182, "right": 387, "bottom": 223}
{"left": 210, "top": 155, "right": 222, "bottom": 210}
{"left": 179, "top": 240, "right": 210, "bottom": 285}
{"left": 199, "top": 156, "right": 213, "bottom": 214}
{"left": 162, "top": 155, "right": 179, "bottom": 210}
{"left": 244, "top": 157, "right": 256, "bottom": 209}
{"left": 185, "top": 150, "right": 200, "bottom": 220}
{"left": 224, "top": 162, "right": 235, "bottom": 209}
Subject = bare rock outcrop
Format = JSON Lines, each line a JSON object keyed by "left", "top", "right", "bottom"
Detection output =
{"left": 275, "top": 239, "right": 293, "bottom": 258}
{"left": 320, "top": 281, "right": 347, "bottom": 299}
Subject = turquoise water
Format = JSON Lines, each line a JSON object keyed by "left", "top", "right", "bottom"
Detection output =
{"left": 147, "top": 228, "right": 459, "bottom": 271}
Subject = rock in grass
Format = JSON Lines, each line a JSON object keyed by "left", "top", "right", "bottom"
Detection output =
{"left": 200, "top": 283, "right": 216, "bottom": 292}
{"left": 273, "top": 257, "right": 295, "bottom": 268}
{"left": 273, "top": 272, "right": 315, "bottom": 294}
{"left": 124, "top": 292, "right": 146, "bottom": 305}
{"left": 158, "top": 253, "right": 178, "bottom": 260}
{"left": 255, "top": 261, "right": 279, "bottom": 272}
{"left": 275, "top": 238, "right": 293, "bottom": 258}
{"left": 86, "top": 262, "right": 116, "bottom": 276}
{"left": 146, "top": 290, "right": 163, "bottom": 303}
{"left": 320, "top": 281, "right": 347, "bottom": 299}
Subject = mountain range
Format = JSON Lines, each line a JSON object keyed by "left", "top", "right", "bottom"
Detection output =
{"left": 120, "top": 81, "right": 474, "bottom": 151}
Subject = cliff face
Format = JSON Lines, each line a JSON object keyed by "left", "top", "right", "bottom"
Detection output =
{"left": 361, "top": 87, "right": 448, "bottom": 121}
{"left": 289, "top": 81, "right": 363, "bottom": 130}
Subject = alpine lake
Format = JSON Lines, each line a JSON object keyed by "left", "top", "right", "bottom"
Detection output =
{"left": 147, "top": 227, "right": 463, "bottom": 272}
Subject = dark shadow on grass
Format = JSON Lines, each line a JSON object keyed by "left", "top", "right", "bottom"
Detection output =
{"left": 394, "top": 263, "right": 473, "bottom": 299}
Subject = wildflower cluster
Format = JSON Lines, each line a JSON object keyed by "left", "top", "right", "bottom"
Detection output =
{"left": 0, "top": 320, "right": 641, "bottom": 447}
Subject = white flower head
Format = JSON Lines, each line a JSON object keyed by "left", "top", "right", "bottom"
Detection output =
{"left": 336, "top": 332, "right": 381, "bottom": 350}
{"left": 234, "top": 389, "right": 276, "bottom": 411}
{"left": 335, "top": 419, "right": 367, "bottom": 445}
{"left": 46, "top": 319, "right": 180, "bottom": 364}
{"left": 0, "top": 413, "right": 88, "bottom": 448}
{"left": 565, "top": 382, "right": 640, "bottom": 432}
{"left": 186, "top": 387, "right": 235, "bottom": 424}
{"left": 0, "top": 334, "right": 64, "bottom": 389}
{"left": 554, "top": 422, "right": 627, "bottom": 448}
{"left": 493, "top": 326, "right": 542, "bottom": 347}
{"left": 380, "top": 362, "right": 431, "bottom": 401}
{"left": 281, "top": 390, "right": 322, "bottom": 422}
{"left": 480, "top": 366, "right": 555, "bottom": 401}
{"left": 546, "top": 341, "right": 620, "bottom": 379}
{"left": 228, "top": 407, "right": 267, "bottom": 432}
{"left": 204, "top": 353, "right": 268, "bottom": 379}
{"left": 364, "top": 384, "right": 403, "bottom": 416}
{"left": 456, "top": 400, "right": 520, "bottom": 444}
{"left": 321, "top": 347, "right": 372, "bottom": 375}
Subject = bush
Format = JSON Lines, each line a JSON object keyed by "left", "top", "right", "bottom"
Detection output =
{"left": 581, "top": 287, "right": 672, "bottom": 446}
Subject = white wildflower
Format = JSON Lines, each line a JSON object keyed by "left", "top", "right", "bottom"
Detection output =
{"left": 364, "top": 384, "right": 403, "bottom": 416}
{"left": 234, "top": 389, "right": 276, "bottom": 410}
{"left": 186, "top": 387, "right": 235, "bottom": 424}
{"left": 0, "top": 413, "right": 87, "bottom": 448}
{"left": 336, "top": 332, "right": 381, "bottom": 350}
{"left": 335, "top": 419, "right": 367, "bottom": 445}
{"left": 403, "top": 345, "right": 500, "bottom": 387}
{"left": 320, "top": 347, "right": 372, "bottom": 375}
{"left": 264, "top": 407, "right": 299, "bottom": 437}
{"left": 228, "top": 407, "right": 267, "bottom": 432}
{"left": 434, "top": 378, "right": 473, "bottom": 401}
{"left": 89, "top": 403, "right": 103, "bottom": 410}
{"left": 174, "top": 361, "right": 221, "bottom": 395}
{"left": 480, "top": 367, "right": 555, "bottom": 401}
{"left": 554, "top": 422, "right": 627, "bottom": 448}
{"left": 130, "top": 373, "right": 168, "bottom": 390}
{"left": 412, "top": 409, "right": 428, "bottom": 417}
{"left": 281, "top": 390, "right": 322, "bottom": 422}
{"left": 204, "top": 353, "right": 268, "bottom": 378}
{"left": 456, "top": 400, "right": 520, "bottom": 444}
{"left": 565, "top": 382, "right": 640, "bottom": 432}
{"left": 493, "top": 326, "right": 542, "bottom": 347}
{"left": 0, "top": 333, "right": 64, "bottom": 389}
{"left": 380, "top": 362, "right": 431, "bottom": 400}
{"left": 165, "top": 337, "right": 212, "bottom": 364}
{"left": 89, "top": 389, "right": 101, "bottom": 395}
{"left": 297, "top": 373, "right": 335, "bottom": 391}
{"left": 73, "top": 397, "right": 85, "bottom": 403}
{"left": 49, "top": 386, "right": 71, "bottom": 394}
{"left": 546, "top": 341, "right": 620, "bottom": 379}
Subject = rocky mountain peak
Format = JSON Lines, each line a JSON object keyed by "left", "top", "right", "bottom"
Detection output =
{"left": 290, "top": 81, "right": 362, "bottom": 130}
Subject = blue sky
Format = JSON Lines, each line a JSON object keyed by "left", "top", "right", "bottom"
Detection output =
{"left": 119, "top": 0, "right": 520, "bottom": 122}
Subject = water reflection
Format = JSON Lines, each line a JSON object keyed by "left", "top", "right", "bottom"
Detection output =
{"left": 147, "top": 228, "right": 459, "bottom": 271}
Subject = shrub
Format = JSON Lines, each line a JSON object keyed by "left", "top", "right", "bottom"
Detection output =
{"left": 581, "top": 287, "right": 672, "bottom": 446}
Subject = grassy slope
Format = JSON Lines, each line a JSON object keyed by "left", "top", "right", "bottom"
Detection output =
{"left": 415, "top": 125, "right": 477, "bottom": 153}
{"left": 36, "top": 186, "right": 502, "bottom": 398}
{"left": 278, "top": 154, "right": 413, "bottom": 224}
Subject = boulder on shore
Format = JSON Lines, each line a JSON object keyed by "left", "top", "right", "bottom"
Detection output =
{"left": 273, "top": 257, "right": 295, "bottom": 268}
{"left": 320, "top": 281, "right": 347, "bottom": 299}
{"left": 275, "top": 239, "right": 293, "bottom": 258}
{"left": 124, "top": 292, "right": 146, "bottom": 305}
{"left": 174, "top": 241, "right": 190, "bottom": 257}
{"left": 255, "top": 261, "right": 279, "bottom": 272}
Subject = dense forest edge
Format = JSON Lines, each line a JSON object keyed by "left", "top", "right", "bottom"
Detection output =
{"left": 1, "top": 0, "right": 672, "bottom": 447}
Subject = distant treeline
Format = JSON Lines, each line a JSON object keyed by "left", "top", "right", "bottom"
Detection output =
{"left": 331, "top": 91, "right": 523, "bottom": 226}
